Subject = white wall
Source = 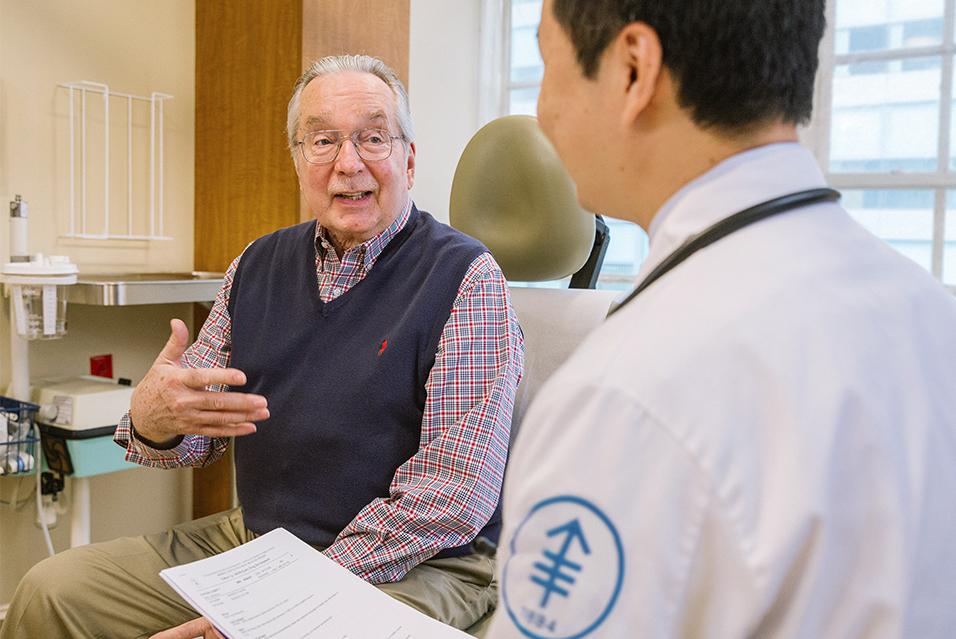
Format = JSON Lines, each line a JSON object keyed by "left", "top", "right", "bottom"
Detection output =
{"left": 0, "top": 0, "right": 195, "bottom": 605}
{"left": 408, "top": 0, "right": 484, "bottom": 223}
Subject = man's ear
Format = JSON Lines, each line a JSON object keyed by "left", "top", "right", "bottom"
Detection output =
{"left": 405, "top": 141, "right": 416, "bottom": 189}
{"left": 614, "top": 22, "right": 663, "bottom": 126}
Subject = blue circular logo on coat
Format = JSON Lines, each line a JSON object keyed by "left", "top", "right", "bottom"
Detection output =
{"left": 502, "top": 495, "right": 624, "bottom": 639}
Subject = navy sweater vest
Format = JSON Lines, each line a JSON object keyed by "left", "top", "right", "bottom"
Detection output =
{"left": 229, "top": 207, "right": 498, "bottom": 558}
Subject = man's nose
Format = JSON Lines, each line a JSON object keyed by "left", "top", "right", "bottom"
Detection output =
{"left": 334, "top": 139, "right": 365, "bottom": 173}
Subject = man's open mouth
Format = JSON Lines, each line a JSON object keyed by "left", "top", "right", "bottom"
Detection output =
{"left": 335, "top": 191, "right": 373, "bottom": 201}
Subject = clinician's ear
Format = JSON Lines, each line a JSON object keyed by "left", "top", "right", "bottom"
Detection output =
{"left": 405, "top": 141, "right": 416, "bottom": 189}
{"left": 613, "top": 22, "right": 663, "bottom": 125}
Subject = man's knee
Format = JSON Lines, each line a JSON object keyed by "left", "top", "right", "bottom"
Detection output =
{"left": 4, "top": 536, "right": 174, "bottom": 639}
{"left": 20, "top": 551, "right": 76, "bottom": 601}
{"left": 2, "top": 550, "right": 91, "bottom": 638}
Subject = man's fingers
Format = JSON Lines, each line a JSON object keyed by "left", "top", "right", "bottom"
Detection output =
{"left": 180, "top": 367, "right": 249, "bottom": 389}
{"left": 176, "top": 390, "right": 268, "bottom": 414}
{"left": 157, "top": 318, "right": 190, "bottom": 365}
{"left": 190, "top": 422, "right": 258, "bottom": 438}
{"left": 188, "top": 408, "right": 269, "bottom": 425}
{"left": 149, "top": 616, "right": 214, "bottom": 639}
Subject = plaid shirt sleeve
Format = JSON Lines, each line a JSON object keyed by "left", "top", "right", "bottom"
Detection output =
{"left": 113, "top": 254, "right": 242, "bottom": 468}
{"left": 322, "top": 251, "right": 525, "bottom": 583}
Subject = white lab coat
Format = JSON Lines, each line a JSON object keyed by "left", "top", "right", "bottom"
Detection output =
{"left": 487, "top": 143, "right": 956, "bottom": 638}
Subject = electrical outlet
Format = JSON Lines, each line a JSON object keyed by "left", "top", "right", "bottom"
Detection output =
{"left": 40, "top": 472, "right": 65, "bottom": 496}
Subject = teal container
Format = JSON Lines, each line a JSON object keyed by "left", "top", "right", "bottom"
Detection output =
{"left": 39, "top": 424, "right": 138, "bottom": 477}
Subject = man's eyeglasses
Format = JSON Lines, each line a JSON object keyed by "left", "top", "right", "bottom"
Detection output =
{"left": 294, "top": 127, "right": 405, "bottom": 165}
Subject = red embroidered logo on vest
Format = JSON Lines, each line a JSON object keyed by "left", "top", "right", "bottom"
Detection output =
{"left": 378, "top": 339, "right": 388, "bottom": 356}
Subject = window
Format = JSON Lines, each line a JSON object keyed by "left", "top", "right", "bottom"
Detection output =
{"left": 494, "top": 0, "right": 956, "bottom": 292}
{"left": 809, "top": 0, "right": 956, "bottom": 290}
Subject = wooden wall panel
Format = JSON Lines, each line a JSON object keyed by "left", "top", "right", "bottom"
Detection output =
{"left": 194, "top": 0, "right": 304, "bottom": 518}
{"left": 302, "top": 0, "right": 410, "bottom": 85}
{"left": 195, "top": 0, "right": 304, "bottom": 274}
{"left": 298, "top": 0, "right": 410, "bottom": 221}
{"left": 193, "top": 0, "right": 410, "bottom": 519}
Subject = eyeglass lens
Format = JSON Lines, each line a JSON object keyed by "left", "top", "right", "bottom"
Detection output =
{"left": 300, "top": 128, "right": 393, "bottom": 164}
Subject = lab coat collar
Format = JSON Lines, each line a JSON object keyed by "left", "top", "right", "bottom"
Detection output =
{"left": 640, "top": 142, "right": 826, "bottom": 283}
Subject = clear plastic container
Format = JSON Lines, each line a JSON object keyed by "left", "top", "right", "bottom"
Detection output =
{"left": 2, "top": 254, "right": 77, "bottom": 341}
{"left": 16, "top": 285, "right": 69, "bottom": 339}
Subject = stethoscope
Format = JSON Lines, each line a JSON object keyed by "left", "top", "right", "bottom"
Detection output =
{"left": 610, "top": 188, "right": 842, "bottom": 315}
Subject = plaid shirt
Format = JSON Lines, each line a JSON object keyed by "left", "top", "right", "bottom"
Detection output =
{"left": 114, "top": 200, "right": 524, "bottom": 583}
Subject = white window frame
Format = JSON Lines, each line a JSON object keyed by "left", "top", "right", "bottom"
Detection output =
{"left": 803, "top": 0, "right": 956, "bottom": 292}
{"left": 479, "top": 0, "right": 509, "bottom": 127}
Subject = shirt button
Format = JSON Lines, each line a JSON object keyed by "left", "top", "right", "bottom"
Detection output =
{"left": 330, "top": 287, "right": 342, "bottom": 299}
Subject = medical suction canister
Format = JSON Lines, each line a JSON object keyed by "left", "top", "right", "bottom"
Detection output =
{"left": 1, "top": 195, "right": 78, "bottom": 340}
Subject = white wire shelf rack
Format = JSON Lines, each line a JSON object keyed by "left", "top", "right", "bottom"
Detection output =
{"left": 58, "top": 80, "right": 174, "bottom": 241}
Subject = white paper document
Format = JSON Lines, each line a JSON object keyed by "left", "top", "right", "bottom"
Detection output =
{"left": 160, "top": 527, "right": 471, "bottom": 639}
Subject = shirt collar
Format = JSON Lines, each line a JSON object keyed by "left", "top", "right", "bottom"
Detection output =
{"left": 640, "top": 142, "right": 826, "bottom": 281}
{"left": 314, "top": 198, "right": 413, "bottom": 271}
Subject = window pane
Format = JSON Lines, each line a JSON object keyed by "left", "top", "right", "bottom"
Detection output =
{"left": 510, "top": 0, "right": 543, "bottom": 84}
{"left": 944, "top": 192, "right": 956, "bottom": 285}
{"left": 509, "top": 86, "right": 539, "bottom": 116}
{"left": 950, "top": 64, "right": 956, "bottom": 171}
{"left": 843, "top": 189, "right": 935, "bottom": 273}
{"left": 597, "top": 219, "right": 649, "bottom": 290}
{"left": 835, "top": 0, "right": 943, "bottom": 54}
{"left": 829, "top": 58, "right": 941, "bottom": 172}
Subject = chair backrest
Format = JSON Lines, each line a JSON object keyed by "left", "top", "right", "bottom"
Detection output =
{"left": 449, "top": 115, "right": 595, "bottom": 281}
{"left": 448, "top": 115, "right": 618, "bottom": 439}
{"left": 508, "top": 286, "right": 617, "bottom": 439}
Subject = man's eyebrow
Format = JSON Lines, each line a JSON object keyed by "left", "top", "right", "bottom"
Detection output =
{"left": 362, "top": 111, "right": 389, "bottom": 128}
{"left": 304, "top": 115, "right": 332, "bottom": 130}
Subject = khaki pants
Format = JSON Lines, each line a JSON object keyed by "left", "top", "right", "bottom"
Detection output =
{"left": 0, "top": 508, "right": 496, "bottom": 639}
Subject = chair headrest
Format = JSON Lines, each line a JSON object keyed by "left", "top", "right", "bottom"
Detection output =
{"left": 449, "top": 115, "right": 595, "bottom": 282}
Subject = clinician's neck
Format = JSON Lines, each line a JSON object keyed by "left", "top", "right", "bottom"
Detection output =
{"left": 628, "top": 120, "right": 799, "bottom": 231}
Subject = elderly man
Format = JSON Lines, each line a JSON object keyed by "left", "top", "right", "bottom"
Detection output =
{"left": 1, "top": 55, "right": 523, "bottom": 639}
{"left": 488, "top": 1, "right": 956, "bottom": 638}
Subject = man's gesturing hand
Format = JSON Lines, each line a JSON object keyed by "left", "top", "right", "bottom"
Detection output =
{"left": 129, "top": 319, "right": 269, "bottom": 446}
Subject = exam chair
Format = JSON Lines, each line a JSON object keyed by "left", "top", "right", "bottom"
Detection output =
{"left": 450, "top": 114, "right": 618, "bottom": 437}
{"left": 449, "top": 115, "right": 618, "bottom": 636}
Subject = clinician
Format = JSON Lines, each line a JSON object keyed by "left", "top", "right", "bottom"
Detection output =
{"left": 488, "top": 1, "right": 956, "bottom": 638}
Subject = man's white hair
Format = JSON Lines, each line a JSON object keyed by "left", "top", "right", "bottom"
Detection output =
{"left": 286, "top": 54, "right": 415, "bottom": 156}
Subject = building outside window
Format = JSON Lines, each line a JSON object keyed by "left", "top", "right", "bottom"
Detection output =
{"left": 818, "top": 0, "right": 956, "bottom": 290}
{"left": 496, "top": 0, "right": 956, "bottom": 292}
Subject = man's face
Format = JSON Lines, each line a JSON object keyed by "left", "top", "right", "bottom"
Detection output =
{"left": 537, "top": 0, "right": 615, "bottom": 214}
{"left": 294, "top": 71, "right": 415, "bottom": 248}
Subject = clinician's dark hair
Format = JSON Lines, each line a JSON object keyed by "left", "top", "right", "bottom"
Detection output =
{"left": 551, "top": 0, "right": 826, "bottom": 134}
